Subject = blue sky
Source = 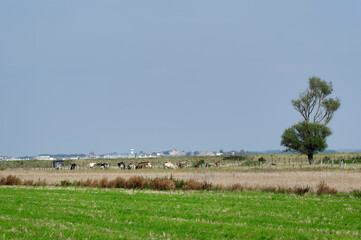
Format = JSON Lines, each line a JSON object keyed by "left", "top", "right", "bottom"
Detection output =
{"left": 1, "top": 1, "right": 360, "bottom": 156}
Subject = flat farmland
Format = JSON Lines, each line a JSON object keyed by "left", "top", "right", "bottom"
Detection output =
{"left": 1, "top": 187, "right": 361, "bottom": 239}
{"left": 1, "top": 168, "right": 361, "bottom": 193}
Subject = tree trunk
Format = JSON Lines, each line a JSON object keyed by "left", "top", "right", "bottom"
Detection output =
{"left": 307, "top": 153, "right": 314, "bottom": 165}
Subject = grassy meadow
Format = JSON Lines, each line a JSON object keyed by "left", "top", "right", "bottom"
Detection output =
{"left": 1, "top": 187, "right": 361, "bottom": 239}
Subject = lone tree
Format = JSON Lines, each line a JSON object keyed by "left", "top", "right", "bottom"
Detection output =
{"left": 281, "top": 76, "right": 341, "bottom": 165}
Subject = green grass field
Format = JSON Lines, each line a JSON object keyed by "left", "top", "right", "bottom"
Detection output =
{"left": 1, "top": 187, "right": 360, "bottom": 239}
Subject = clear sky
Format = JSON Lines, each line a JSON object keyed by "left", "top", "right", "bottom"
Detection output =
{"left": 1, "top": 1, "right": 360, "bottom": 156}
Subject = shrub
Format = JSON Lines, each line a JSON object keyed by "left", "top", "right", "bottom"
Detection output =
{"left": 0, "top": 175, "right": 22, "bottom": 185}
{"left": 182, "top": 180, "right": 203, "bottom": 190}
{"left": 291, "top": 186, "right": 311, "bottom": 195}
{"left": 201, "top": 181, "right": 214, "bottom": 191}
{"left": 91, "top": 179, "right": 100, "bottom": 188}
{"left": 258, "top": 157, "right": 266, "bottom": 163}
{"left": 152, "top": 178, "right": 175, "bottom": 190}
{"left": 74, "top": 179, "right": 92, "bottom": 187}
{"left": 316, "top": 181, "right": 337, "bottom": 195}
{"left": 99, "top": 178, "right": 113, "bottom": 188}
{"left": 23, "top": 180, "right": 34, "bottom": 186}
{"left": 174, "top": 179, "right": 187, "bottom": 189}
{"left": 113, "top": 177, "right": 126, "bottom": 188}
{"left": 60, "top": 180, "right": 72, "bottom": 187}
{"left": 126, "top": 176, "right": 149, "bottom": 189}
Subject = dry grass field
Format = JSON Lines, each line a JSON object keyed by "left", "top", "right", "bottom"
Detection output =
{"left": 1, "top": 168, "right": 361, "bottom": 193}
{"left": 1, "top": 153, "right": 361, "bottom": 193}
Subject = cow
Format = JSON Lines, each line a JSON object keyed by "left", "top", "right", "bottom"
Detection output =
{"left": 70, "top": 163, "right": 77, "bottom": 170}
{"left": 128, "top": 163, "right": 136, "bottom": 170}
{"left": 87, "top": 163, "right": 96, "bottom": 168}
{"left": 117, "top": 162, "right": 126, "bottom": 169}
{"left": 55, "top": 164, "right": 63, "bottom": 170}
{"left": 136, "top": 162, "right": 152, "bottom": 169}
{"left": 99, "top": 163, "right": 110, "bottom": 169}
{"left": 177, "top": 161, "right": 188, "bottom": 168}
{"left": 164, "top": 161, "right": 175, "bottom": 169}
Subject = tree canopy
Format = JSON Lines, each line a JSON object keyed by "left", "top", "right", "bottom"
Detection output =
{"left": 281, "top": 76, "right": 340, "bottom": 165}
{"left": 291, "top": 76, "right": 340, "bottom": 125}
{"left": 281, "top": 121, "right": 332, "bottom": 164}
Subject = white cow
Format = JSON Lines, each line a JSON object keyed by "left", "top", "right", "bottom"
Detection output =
{"left": 164, "top": 161, "right": 176, "bottom": 169}
{"left": 87, "top": 163, "right": 96, "bottom": 168}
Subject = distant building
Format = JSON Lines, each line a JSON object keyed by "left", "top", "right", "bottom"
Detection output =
{"left": 37, "top": 155, "right": 55, "bottom": 160}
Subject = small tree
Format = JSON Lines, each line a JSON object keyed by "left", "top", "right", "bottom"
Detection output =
{"left": 281, "top": 77, "right": 340, "bottom": 165}
{"left": 281, "top": 121, "right": 331, "bottom": 164}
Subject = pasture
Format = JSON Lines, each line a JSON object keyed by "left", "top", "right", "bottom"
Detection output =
{"left": 0, "top": 187, "right": 361, "bottom": 239}
{"left": 1, "top": 153, "right": 361, "bottom": 171}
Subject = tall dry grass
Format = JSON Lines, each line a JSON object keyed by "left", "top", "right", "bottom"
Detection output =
{"left": 2, "top": 174, "right": 360, "bottom": 197}
{"left": 1, "top": 168, "right": 361, "bottom": 192}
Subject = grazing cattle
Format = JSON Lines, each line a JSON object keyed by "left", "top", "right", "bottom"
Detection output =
{"left": 164, "top": 161, "right": 175, "bottom": 169}
{"left": 55, "top": 164, "right": 63, "bottom": 170}
{"left": 128, "top": 163, "right": 136, "bottom": 170}
{"left": 87, "top": 163, "right": 96, "bottom": 168}
{"left": 136, "top": 162, "right": 152, "bottom": 169}
{"left": 99, "top": 163, "right": 110, "bottom": 169}
{"left": 177, "top": 161, "right": 188, "bottom": 168}
{"left": 70, "top": 163, "right": 77, "bottom": 170}
{"left": 87, "top": 162, "right": 109, "bottom": 169}
{"left": 53, "top": 160, "right": 64, "bottom": 170}
{"left": 117, "top": 162, "right": 126, "bottom": 169}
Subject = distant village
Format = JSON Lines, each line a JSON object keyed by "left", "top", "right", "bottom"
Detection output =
{"left": 0, "top": 148, "right": 347, "bottom": 162}
{"left": 0, "top": 148, "right": 259, "bottom": 161}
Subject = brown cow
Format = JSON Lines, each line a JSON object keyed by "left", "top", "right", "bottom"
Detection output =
{"left": 136, "top": 162, "right": 152, "bottom": 169}
{"left": 177, "top": 161, "right": 188, "bottom": 168}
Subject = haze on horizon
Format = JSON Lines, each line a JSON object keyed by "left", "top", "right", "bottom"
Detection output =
{"left": 1, "top": 1, "right": 361, "bottom": 157}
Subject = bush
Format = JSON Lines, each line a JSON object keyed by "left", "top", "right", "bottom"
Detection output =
{"left": 174, "top": 179, "right": 187, "bottom": 189}
{"left": 60, "top": 180, "right": 72, "bottom": 187}
{"left": 23, "top": 180, "right": 34, "bottom": 186}
{"left": 126, "top": 176, "right": 149, "bottom": 189}
{"left": 291, "top": 186, "right": 311, "bottom": 195}
{"left": 182, "top": 180, "right": 203, "bottom": 190}
{"left": 316, "top": 181, "right": 337, "bottom": 195}
{"left": 152, "top": 178, "right": 175, "bottom": 190}
{"left": 99, "top": 178, "right": 113, "bottom": 188}
{"left": 0, "top": 175, "right": 22, "bottom": 185}
{"left": 74, "top": 179, "right": 92, "bottom": 187}
{"left": 114, "top": 177, "right": 126, "bottom": 188}
{"left": 258, "top": 157, "right": 266, "bottom": 163}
